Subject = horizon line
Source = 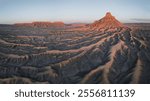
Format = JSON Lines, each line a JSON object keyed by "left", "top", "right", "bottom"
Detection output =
{"left": 1, "top": 21, "right": 150, "bottom": 25}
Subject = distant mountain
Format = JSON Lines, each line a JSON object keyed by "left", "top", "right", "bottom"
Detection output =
{"left": 90, "top": 12, "right": 123, "bottom": 30}
{"left": 14, "top": 21, "right": 65, "bottom": 27}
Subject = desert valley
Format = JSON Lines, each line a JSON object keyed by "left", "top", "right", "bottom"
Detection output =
{"left": 0, "top": 12, "right": 150, "bottom": 84}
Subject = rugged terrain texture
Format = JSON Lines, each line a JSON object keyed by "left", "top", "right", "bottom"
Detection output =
{"left": 0, "top": 13, "right": 150, "bottom": 84}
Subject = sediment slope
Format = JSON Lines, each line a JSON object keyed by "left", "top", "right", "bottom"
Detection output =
{"left": 0, "top": 13, "right": 150, "bottom": 84}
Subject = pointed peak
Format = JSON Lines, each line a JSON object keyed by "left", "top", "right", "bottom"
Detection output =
{"left": 104, "top": 12, "right": 115, "bottom": 19}
{"left": 90, "top": 12, "right": 124, "bottom": 30}
{"left": 106, "top": 12, "right": 112, "bottom": 17}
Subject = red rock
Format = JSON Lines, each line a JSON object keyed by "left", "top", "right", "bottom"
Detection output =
{"left": 90, "top": 12, "right": 123, "bottom": 30}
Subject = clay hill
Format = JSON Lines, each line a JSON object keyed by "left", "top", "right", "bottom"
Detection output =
{"left": 90, "top": 12, "right": 123, "bottom": 30}
{"left": 14, "top": 21, "right": 65, "bottom": 27}
{"left": 0, "top": 12, "right": 150, "bottom": 84}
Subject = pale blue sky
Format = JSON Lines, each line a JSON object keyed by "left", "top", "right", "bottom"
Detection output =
{"left": 0, "top": 0, "right": 150, "bottom": 24}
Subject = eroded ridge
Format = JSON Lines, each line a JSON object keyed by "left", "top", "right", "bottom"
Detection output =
{"left": 0, "top": 13, "right": 150, "bottom": 84}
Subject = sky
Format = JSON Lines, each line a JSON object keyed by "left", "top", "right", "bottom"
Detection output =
{"left": 0, "top": 0, "right": 150, "bottom": 24}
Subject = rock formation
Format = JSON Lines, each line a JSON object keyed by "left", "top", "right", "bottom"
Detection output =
{"left": 15, "top": 21, "right": 65, "bottom": 27}
{"left": 0, "top": 12, "right": 150, "bottom": 84}
{"left": 90, "top": 12, "right": 123, "bottom": 30}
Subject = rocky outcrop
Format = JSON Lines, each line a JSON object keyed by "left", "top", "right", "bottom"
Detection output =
{"left": 90, "top": 12, "right": 124, "bottom": 30}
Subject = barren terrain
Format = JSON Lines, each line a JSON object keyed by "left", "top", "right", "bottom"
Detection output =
{"left": 0, "top": 13, "right": 150, "bottom": 84}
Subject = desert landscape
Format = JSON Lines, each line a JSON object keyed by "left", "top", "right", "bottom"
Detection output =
{"left": 0, "top": 12, "right": 150, "bottom": 84}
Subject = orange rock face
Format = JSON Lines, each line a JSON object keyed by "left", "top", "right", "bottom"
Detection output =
{"left": 90, "top": 12, "right": 123, "bottom": 30}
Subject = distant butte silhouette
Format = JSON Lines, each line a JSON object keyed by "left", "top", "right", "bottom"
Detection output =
{"left": 90, "top": 12, "right": 123, "bottom": 30}
{"left": 15, "top": 21, "right": 65, "bottom": 27}
{"left": 14, "top": 12, "right": 123, "bottom": 29}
